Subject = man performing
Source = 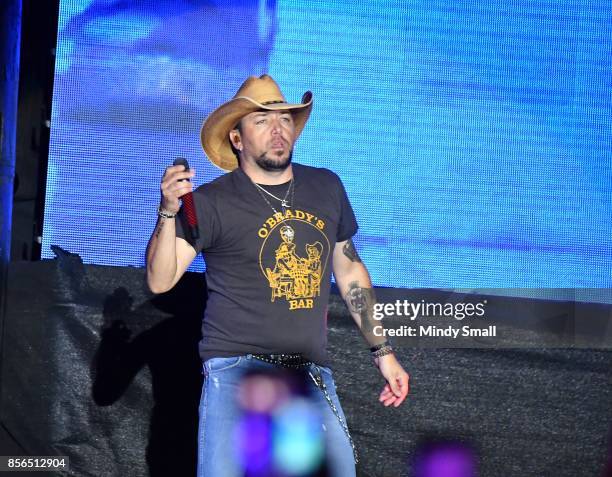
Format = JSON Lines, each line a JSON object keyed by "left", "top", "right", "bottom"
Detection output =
{"left": 145, "top": 74, "right": 409, "bottom": 476}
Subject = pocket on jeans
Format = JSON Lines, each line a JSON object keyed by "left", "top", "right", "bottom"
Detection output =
{"left": 205, "top": 356, "right": 242, "bottom": 374}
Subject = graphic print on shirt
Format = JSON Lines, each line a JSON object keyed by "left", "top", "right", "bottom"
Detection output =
{"left": 258, "top": 209, "right": 330, "bottom": 311}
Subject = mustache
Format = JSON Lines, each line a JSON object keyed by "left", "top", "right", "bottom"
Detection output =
{"left": 269, "top": 136, "right": 290, "bottom": 147}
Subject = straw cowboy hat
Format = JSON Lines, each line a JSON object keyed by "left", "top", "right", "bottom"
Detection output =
{"left": 201, "top": 74, "right": 313, "bottom": 171}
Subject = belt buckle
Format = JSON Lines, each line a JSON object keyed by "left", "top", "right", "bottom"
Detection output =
{"left": 278, "top": 353, "right": 303, "bottom": 366}
{"left": 254, "top": 353, "right": 309, "bottom": 367}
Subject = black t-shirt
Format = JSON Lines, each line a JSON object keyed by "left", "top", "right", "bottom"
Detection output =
{"left": 175, "top": 163, "right": 358, "bottom": 366}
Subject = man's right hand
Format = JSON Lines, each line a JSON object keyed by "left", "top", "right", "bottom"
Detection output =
{"left": 146, "top": 164, "right": 198, "bottom": 294}
{"left": 160, "top": 164, "right": 195, "bottom": 213}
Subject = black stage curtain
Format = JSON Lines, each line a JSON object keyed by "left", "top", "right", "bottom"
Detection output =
{"left": 2, "top": 250, "right": 611, "bottom": 476}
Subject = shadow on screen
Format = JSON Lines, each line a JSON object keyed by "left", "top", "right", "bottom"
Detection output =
{"left": 92, "top": 274, "right": 206, "bottom": 476}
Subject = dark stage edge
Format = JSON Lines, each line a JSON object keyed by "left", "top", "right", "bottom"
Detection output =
{"left": 2, "top": 256, "right": 611, "bottom": 477}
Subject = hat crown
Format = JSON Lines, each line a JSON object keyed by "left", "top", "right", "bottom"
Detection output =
{"left": 233, "top": 74, "right": 287, "bottom": 105}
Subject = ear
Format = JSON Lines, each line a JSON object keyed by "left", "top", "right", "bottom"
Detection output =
{"left": 229, "top": 129, "right": 242, "bottom": 150}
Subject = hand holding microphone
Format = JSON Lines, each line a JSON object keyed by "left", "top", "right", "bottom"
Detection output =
{"left": 160, "top": 158, "right": 199, "bottom": 240}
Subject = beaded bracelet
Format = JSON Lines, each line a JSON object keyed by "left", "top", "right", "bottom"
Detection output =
{"left": 369, "top": 341, "right": 390, "bottom": 353}
{"left": 371, "top": 345, "right": 394, "bottom": 359}
{"left": 158, "top": 205, "right": 177, "bottom": 219}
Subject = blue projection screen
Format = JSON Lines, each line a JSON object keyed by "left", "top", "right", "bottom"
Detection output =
{"left": 44, "top": 1, "right": 612, "bottom": 293}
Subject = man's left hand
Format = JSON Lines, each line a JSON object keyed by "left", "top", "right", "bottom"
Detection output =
{"left": 375, "top": 353, "right": 410, "bottom": 407}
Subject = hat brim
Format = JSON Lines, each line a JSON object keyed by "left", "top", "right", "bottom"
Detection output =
{"left": 201, "top": 91, "right": 313, "bottom": 172}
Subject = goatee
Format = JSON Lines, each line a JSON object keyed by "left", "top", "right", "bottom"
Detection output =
{"left": 255, "top": 150, "right": 293, "bottom": 171}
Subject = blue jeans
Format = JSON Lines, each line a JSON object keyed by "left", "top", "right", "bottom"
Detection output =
{"left": 197, "top": 354, "right": 357, "bottom": 477}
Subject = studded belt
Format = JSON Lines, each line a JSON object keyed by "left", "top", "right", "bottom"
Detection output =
{"left": 251, "top": 353, "right": 311, "bottom": 368}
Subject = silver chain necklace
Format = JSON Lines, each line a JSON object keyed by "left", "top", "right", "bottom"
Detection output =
{"left": 252, "top": 177, "right": 295, "bottom": 214}
{"left": 253, "top": 178, "right": 293, "bottom": 208}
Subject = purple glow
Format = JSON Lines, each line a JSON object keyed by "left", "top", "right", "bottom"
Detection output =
{"left": 235, "top": 412, "right": 272, "bottom": 476}
{"left": 414, "top": 443, "right": 477, "bottom": 477}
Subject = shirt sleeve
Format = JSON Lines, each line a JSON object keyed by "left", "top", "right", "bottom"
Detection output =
{"left": 175, "top": 187, "right": 220, "bottom": 253}
{"left": 334, "top": 173, "right": 359, "bottom": 242}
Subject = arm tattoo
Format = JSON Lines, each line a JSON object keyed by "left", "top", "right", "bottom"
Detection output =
{"left": 342, "top": 239, "right": 361, "bottom": 263}
{"left": 344, "top": 281, "right": 382, "bottom": 345}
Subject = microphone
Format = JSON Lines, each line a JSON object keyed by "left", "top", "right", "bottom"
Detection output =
{"left": 173, "top": 157, "right": 199, "bottom": 240}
